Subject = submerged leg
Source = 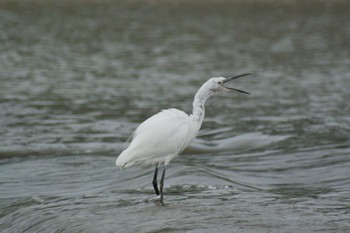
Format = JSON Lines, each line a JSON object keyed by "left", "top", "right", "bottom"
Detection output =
{"left": 159, "top": 166, "right": 166, "bottom": 201}
{"left": 152, "top": 165, "right": 160, "bottom": 196}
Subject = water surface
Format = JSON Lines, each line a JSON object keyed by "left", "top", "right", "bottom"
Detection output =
{"left": 1, "top": 1, "right": 350, "bottom": 232}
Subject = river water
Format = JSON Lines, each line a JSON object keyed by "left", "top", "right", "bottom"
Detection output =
{"left": 1, "top": 1, "right": 350, "bottom": 232}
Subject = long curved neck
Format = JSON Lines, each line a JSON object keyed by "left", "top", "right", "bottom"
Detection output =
{"left": 190, "top": 85, "right": 212, "bottom": 124}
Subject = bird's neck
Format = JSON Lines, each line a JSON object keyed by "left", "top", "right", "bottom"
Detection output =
{"left": 190, "top": 86, "right": 211, "bottom": 124}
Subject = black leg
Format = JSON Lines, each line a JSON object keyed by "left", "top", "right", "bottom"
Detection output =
{"left": 159, "top": 166, "right": 166, "bottom": 201}
{"left": 152, "top": 165, "right": 160, "bottom": 196}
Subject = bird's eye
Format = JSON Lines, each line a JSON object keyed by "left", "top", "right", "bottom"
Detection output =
{"left": 217, "top": 81, "right": 222, "bottom": 85}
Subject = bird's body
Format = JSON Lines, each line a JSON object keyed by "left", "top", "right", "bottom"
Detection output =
{"left": 116, "top": 74, "right": 250, "bottom": 201}
{"left": 116, "top": 108, "right": 200, "bottom": 168}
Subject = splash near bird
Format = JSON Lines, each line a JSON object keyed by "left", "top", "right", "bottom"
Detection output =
{"left": 116, "top": 73, "right": 250, "bottom": 201}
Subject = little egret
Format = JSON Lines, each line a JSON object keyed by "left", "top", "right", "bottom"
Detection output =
{"left": 116, "top": 73, "right": 250, "bottom": 201}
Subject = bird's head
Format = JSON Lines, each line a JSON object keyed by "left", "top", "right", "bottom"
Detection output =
{"left": 207, "top": 73, "right": 250, "bottom": 95}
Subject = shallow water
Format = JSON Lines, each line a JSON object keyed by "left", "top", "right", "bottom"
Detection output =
{"left": 1, "top": 0, "right": 350, "bottom": 232}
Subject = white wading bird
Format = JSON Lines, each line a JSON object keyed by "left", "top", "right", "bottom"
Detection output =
{"left": 116, "top": 73, "right": 250, "bottom": 201}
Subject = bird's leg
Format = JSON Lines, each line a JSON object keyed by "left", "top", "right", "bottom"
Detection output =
{"left": 152, "top": 165, "right": 160, "bottom": 196}
{"left": 159, "top": 166, "right": 166, "bottom": 201}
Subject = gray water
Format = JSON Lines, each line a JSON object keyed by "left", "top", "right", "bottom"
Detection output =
{"left": 1, "top": 0, "right": 350, "bottom": 232}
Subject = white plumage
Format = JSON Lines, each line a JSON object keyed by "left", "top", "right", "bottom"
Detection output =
{"left": 115, "top": 74, "right": 250, "bottom": 201}
{"left": 116, "top": 108, "right": 197, "bottom": 168}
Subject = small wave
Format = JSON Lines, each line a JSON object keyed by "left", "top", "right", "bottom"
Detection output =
{"left": 166, "top": 184, "right": 237, "bottom": 193}
{"left": 0, "top": 142, "right": 123, "bottom": 159}
{"left": 185, "top": 132, "right": 290, "bottom": 154}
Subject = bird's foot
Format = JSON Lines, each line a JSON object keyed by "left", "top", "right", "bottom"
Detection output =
{"left": 156, "top": 194, "right": 164, "bottom": 202}
{"left": 146, "top": 195, "right": 164, "bottom": 205}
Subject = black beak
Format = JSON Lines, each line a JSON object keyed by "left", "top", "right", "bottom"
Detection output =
{"left": 223, "top": 73, "right": 251, "bottom": 94}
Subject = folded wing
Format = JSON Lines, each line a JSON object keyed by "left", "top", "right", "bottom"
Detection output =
{"left": 116, "top": 108, "right": 196, "bottom": 168}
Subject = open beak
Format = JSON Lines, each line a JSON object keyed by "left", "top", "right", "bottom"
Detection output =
{"left": 222, "top": 73, "right": 250, "bottom": 94}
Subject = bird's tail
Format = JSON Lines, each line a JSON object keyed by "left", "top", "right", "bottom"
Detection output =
{"left": 115, "top": 149, "right": 134, "bottom": 168}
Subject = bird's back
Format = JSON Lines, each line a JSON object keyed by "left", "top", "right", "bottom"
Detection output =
{"left": 116, "top": 108, "right": 198, "bottom": 168}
